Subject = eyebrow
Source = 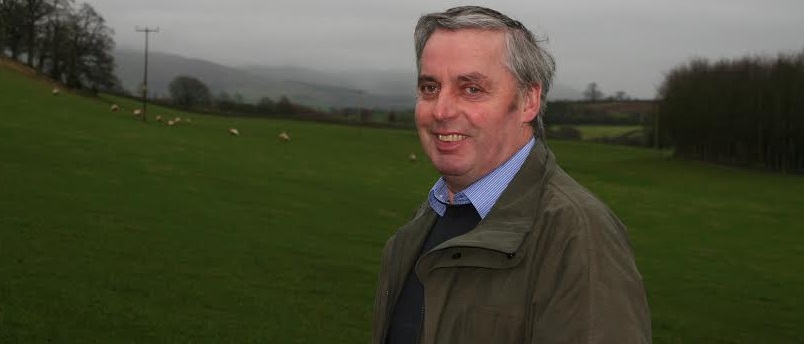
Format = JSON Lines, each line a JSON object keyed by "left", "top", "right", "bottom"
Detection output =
{"left": 457, "top": 72, "right": 489, "bottom": 85}
{"left": 418, "top": 72, "right": 490, "bottom": 85}
{"left": 418, "top": 75, "right": 437, "bottom": 84}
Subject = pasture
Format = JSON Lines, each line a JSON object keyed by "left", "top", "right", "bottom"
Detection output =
{"left": 1, "top": 66, "right": 802, "bottom": 342}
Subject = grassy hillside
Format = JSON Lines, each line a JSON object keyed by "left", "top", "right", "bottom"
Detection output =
{"left": 1, "top": 64, "right": 802, "bottom": 342}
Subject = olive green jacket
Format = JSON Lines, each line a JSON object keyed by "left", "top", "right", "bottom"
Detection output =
{"left": 372, "top": 140, "right": 651, "bottom": 344}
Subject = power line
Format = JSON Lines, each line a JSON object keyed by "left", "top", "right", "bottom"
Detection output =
{"left": 135, "top": 26, "right": 159, "bottom": 122}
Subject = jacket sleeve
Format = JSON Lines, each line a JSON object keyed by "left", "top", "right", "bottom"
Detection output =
{"left": 528, "top": 202, "right": 651, "bottom": 343}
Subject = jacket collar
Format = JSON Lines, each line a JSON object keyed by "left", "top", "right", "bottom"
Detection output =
{"left": 407, "top": 139, "right": 556, "bottom": 255}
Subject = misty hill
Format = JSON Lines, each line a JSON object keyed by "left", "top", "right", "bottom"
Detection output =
{"left": 114, "top": 49, "right": 582, "bottom": 109}
{"left": 114, "top": 49, "right": 413, "bottom": 109}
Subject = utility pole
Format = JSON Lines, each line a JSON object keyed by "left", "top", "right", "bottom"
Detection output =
{"left": 136, "top": 26, "right": 159, "bottom": 122}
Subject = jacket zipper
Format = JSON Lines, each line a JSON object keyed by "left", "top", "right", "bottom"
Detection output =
{"left": 415, "top": 303, "right": 425, "bottom": 344}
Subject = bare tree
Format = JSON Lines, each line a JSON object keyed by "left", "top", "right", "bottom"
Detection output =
{"left": 612, "top": 91, "right": 629, "bottom": 101}
{"left": 63, "top": 3, "right": 117, "bottom": 90}
{"left": 21, "top": 0, "right": 52, "bottom": 66}
{"left": 0, "top": 0, "right": 25, "bottom": 59}
{"left": 583, "top": 82, "right": 604, "bottom": 101}
{"left": 35, "top": 0, "right": 72, "bottom": 72}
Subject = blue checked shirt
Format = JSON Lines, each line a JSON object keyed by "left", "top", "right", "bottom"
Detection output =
{"left": 427, "top": 138, "right": 535, "bottom": 219}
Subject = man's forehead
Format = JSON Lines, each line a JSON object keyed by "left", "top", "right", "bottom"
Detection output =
{"left": 419, "top": 29, "right": 507, "bottom": 83}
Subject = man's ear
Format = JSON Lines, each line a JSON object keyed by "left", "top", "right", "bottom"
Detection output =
{"left": 520, "top": 84, "right": 542, "bottom": 123}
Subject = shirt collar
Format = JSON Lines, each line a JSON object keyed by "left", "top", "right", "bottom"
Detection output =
{"left": 427, "top": 138, "right": 535, "bottom": 218}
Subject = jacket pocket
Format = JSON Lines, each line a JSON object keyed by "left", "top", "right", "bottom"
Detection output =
{"left": 437, "top": 304, "right": 525, "bottom": 344}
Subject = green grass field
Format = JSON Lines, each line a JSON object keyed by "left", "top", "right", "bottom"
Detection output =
{"left": 1, "top": 66, "right": 803, "bottom": 342}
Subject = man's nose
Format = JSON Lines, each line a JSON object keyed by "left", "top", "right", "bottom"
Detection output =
{"left": 433, "top": 91, "right": 458, "bottom": 121}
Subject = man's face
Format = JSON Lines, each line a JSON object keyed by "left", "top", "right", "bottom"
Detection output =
{"left": 416, "top": 29, "right": 540, "bottom": 192}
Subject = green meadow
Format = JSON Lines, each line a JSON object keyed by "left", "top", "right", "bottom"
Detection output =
{"left": 1, "top": 66, "right": 803, "bottom": 342}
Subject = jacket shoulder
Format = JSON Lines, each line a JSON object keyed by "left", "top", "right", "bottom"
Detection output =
{"left": 540, "top": 167, "right": 630, "bottom": 246}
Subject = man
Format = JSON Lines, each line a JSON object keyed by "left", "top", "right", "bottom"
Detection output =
{"left": 372, "top": 6, "right": 651, "bottom": 344}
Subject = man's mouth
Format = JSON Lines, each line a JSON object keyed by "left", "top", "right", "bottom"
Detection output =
{"left": 436, "top": 134, "right": 467, "bottom": 142}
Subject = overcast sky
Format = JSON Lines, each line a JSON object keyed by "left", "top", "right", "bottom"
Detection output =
{"left": 84, "top": 0, "right": 803, "bottom": 99}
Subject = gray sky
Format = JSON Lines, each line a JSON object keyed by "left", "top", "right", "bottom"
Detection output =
{"left": 85, "top": 0, "right": 804, "bottom": 99}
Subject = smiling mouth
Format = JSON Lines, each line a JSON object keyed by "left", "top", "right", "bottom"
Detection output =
{"left": 437, "top": 134, "right": 467, "bottom": 142}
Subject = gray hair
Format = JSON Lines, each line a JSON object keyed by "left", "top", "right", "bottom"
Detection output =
{"left": 414, "top": 6, "right": 556, "bottom": 138}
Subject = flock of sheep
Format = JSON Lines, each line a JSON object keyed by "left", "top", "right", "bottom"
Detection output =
{"left": 51, "top": 87, "right": 416, "bottom": 160}
{"left": 107, "top": 101, "right": 292, "bottom": 142}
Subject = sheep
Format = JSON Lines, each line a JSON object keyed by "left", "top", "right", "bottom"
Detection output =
{"left": 278, "top": 132, "right": 290, "bottom": 142}
{"left": 228, "top": 128, "right": 240, "bottom": 136}
{"left": 409, "top": 153, "right": 418, "bottom": 162}
{"left": 155, "top": 115, "right": 163, "bottom": 122}
{"left": 173, "top": 117, "right": 182, "bottom": 123}
{"left": 167, "top": 120, "right": 175, "bottom": 126}
{"left": 51, "top": 88, "right": 60, "bottom": 95}
{"left": 133, "top": 109, "right": 142, "bottom": 117}
{"left": 110, "top": 104, "right": 119, "bottom": 112}
{"left": 185, "top": 118, "right": 192, "bottom": 124}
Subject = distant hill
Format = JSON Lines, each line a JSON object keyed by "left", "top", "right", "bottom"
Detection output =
{"left": 114, "top": 49, "right": 413, "bottom": 109}
{"left": 114, "top": 49, "right": 582, "bottom": 109}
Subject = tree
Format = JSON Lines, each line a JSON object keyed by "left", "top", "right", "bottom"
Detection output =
{"left": 21, "top": 0, "right": 52, "bottom": 66}
{"left": 583, "top": 82, "right": 604, "bottom": 101}
{"left": 63, "top": 3, "right": 116, "bottom": 90}
{"left": 0, "top": 0, "right": 26, "bottom": 59}
{"left": 1, "top": 0, "right": 117, "bottom": 91}
{"left": 38, "top": 0, "right": 71, "bottom": 77}
{"left": 214, "top": 90, "right": 235, "bottom": 111}
{"left": 169, "top": 75, "right": 211, "bottom": 108}
{"left": 658, "top": 52, "right": 804, "bottom": 172}
{"left": 256, "top": 96, "right": 275, "bottom": 114}
{"left": 612, "top": 91, "right": 629, "bottom": 101}
{"left": 276, "top": 95, "right": 293, "bottom": 114}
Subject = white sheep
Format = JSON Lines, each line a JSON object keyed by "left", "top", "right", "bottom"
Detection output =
{"left": 51, "top": 88, "right": 60, "bottom": 95}
{"left": 110, "top": 104, "right": 119, "bottom": 112}
{"left": 155, "top": 115, "right": 163, "bottom": 122}
{"left": 409, "top": 153, "right": 418, "bottom": 162}
{"left": 167, "top": 120, "right": 175, "bottom": 126}
{"left": 173, "top": 117, "right": 182, "bottom": 123}
{"left": 133, "top": 109, "right": 142, "bottom": 117}
{"left": 278, "top": 132, "right": 290, "bottom": 142}
{"left": 228, "top": 128, "right": 240, "bottom": 136}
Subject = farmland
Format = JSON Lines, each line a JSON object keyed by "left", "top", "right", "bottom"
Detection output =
{"left": 1, "top": 66, "right": 803, "bottom": 342}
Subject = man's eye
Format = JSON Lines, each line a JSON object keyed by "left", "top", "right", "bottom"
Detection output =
{"left": 464, "top": 86, "right": 483, "bottom": 95}
{"left": 419, "top": 85, "right": 438, "bottom": 94}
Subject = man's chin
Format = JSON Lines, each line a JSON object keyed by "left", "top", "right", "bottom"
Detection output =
{"left": 433, "top": 163, "right": 470, "bottom": 179}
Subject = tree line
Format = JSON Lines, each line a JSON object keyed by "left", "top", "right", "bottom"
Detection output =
{"left": 0, "top": 0, "right": 119, "bottom": 91}
{"left": 658, "top": 51, "right": 804, "bottom": 173}
{"left": 166, "top": 74, "right": 302, "bottom": 116}
{"left": 544, "top": 100, "right": 655, "bottom": 126}
{"left": 164, "top": 74, "right": 415, "bottom": 127}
